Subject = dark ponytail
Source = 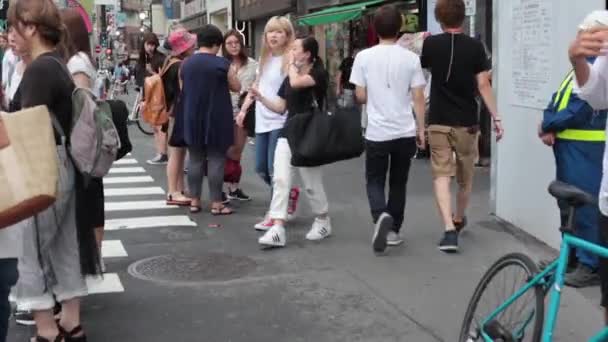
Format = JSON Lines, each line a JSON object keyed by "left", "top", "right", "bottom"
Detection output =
{"left": 300, "top": 36, "right": 328, "bottom": 108}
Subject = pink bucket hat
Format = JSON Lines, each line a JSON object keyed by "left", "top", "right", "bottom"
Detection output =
{"left": 169, "top": 29, "right": 196, "bottom": 56}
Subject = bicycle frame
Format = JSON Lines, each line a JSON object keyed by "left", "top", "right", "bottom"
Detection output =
{"left": 480, "top": 233, "right": 608, "bottom": 342}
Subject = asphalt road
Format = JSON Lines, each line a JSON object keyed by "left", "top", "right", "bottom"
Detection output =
{"left": 8, "top": 110, "right": 606, "bottom": 342}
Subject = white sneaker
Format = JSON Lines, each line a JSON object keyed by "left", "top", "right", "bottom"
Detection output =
{"left": 254, "top": 216, "right": 274, "bottom": 231}
{"left": 306, "top": 217, "right": 332, "bottom": 241}
{"left": 258, "top": 225, "right": 286, "bottom": 247}
{"left": 387, "top": 231, "right": 404, "bottom": 246}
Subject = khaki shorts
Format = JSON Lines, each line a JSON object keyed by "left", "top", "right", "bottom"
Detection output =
{"left": 428, "top": 124, "right": 478, "bottom": 187}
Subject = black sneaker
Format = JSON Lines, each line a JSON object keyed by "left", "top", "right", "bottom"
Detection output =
{"left": 146, "top": 154, "right": 168, "bottom": 165}
{"left": 454, "top": 216, "right": 468, "bottom": 233}
{"left": 228, "top": 188, "right": 251, "bottom": 201}
{"left": 372, "top": 213, "right": 393, "bottom": 253}
{"left": 221, "top": 192, "right": 230, "bottom": 204}
{"left": 438, "top": 230, "right": 459, "bottom": 253}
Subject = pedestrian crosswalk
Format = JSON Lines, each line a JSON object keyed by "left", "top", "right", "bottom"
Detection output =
{"left": 91, "top": 155, "right": 197, "bottom": 296}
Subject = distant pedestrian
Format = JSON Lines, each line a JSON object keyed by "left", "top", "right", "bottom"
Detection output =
{"left": 181, "top": 24, "right": 241, "bottom": 215}
{"left": 350, "top": 4, "right": 427, "bottom": 253}
{"left": 420, "top": 0, "right": 503, "bottom": 253}
{"left": 136, "top": 32, "right": 168, "bottom": 165}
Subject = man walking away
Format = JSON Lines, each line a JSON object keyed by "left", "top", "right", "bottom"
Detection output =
{"left": 350, "top": 4, "right": 427, "bottom": 253}
{"left": 420, "top": 0, "right": 503, "bottom": 253}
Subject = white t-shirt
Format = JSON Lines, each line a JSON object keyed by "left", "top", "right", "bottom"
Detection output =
{"left": 68, "top": 52, "right": 98, "bottom": 96}
{"left": 350, "top": 44, "right": 426, "bottom": 142}
{"left": 255, "top": 55, "right": 287, "bottom": 133}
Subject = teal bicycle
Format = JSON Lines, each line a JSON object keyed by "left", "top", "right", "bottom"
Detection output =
{"left": 459, "top": 181, "right": 608, "bottom": 342}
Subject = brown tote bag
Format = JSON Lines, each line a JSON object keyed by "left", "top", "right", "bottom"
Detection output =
{"left": 0, "top": 106, "right": 59, "bottom": 229}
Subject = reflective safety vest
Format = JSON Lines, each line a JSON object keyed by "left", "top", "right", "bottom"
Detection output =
{"left": 553, "top": 71, "right": 605, "bottom": 142}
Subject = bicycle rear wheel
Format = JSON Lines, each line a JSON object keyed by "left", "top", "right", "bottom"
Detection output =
{"left": 135, "top": 105, "right": 154, "bottom": 136}
{"left": 459, "top": 253, "right": 544, "bottom": 342}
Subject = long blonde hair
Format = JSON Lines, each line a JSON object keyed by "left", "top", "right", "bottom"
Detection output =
{"left": 258, "top": 16, "right": 294, "bottom": 78}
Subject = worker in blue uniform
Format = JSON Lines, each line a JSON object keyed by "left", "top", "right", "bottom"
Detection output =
{"left": 539, "top": 63, "right": 607, "bottom": 288}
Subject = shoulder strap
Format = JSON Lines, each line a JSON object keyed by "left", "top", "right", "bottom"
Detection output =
{"left": 47, "top": 56, "right": 75, "bottom": 83}
{"left": 159, "top": 57, "right": 180, "bottom": 78}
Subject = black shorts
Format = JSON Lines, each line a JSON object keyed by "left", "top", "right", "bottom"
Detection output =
{"left": 599, "top": 214, "right": 608, "bottom": 307}
{"left": 82, "top": 177, "right": 105, "bottom": 229}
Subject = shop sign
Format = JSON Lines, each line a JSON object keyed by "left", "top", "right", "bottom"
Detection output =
{"left": 464, "top": 0, "right": 475, "bottom": 16}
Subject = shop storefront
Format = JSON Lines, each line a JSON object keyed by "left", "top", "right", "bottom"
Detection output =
{"left": 233, "top": 0, "right": 296, "bottom": 57}
{"left": 296, "top": 0, "right": 422, "bottom": 101}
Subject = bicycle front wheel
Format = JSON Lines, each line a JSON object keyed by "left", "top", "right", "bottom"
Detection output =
{"left": 459, "top": 253, "right": 544, "bottom": 342}
{"left": 135, "top": 106, "right": 155, "bottom": 136}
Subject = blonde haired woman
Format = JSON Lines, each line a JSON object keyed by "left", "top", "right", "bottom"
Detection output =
{"left": 237, "top": 16, "right": 297, "bottom": 231}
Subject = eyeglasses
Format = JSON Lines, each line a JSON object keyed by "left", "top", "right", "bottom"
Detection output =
{"left": 225, "top": 41, "right": 241, "bottom": 46}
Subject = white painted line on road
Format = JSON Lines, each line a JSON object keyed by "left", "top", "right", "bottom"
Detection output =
{"left": 102, "top": 240, "right": 127, "bottom": 258}
{"left": 86, "top": 273, "right": 125, "bottom": 294}
{"left": 105, "top": 215, "right": 196, "bottom": 231}
{"left": 103, "top": 176, "right": 154, "bottom": 185}
{"left": 105, "top": 200, "right": 178, "bottom": 211}
{"left": 113, "top": 159, "right": 138, "bottom": 165}
{"left": 104, "top": 187, "right": 166, "bottom": 197}
{"left": 108, "top": 167, "right": 146, "bottom": 174}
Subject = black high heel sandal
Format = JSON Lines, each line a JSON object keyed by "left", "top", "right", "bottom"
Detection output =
{"left": 59, "top": 326, "right": 87, "bottom": 342}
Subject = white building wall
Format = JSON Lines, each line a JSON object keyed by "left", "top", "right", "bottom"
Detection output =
{"left": 492, "top": 0, "right": 604, "bottom": 249}
{"left": 206, "top": 0, "right": 231, "bottom": 32}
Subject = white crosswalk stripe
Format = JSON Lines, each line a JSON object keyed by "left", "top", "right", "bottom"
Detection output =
{"left": 86, "top": 273, "right": 125, "bottom": 294}
{"left": 105, "top": 215, "right": 196, "bottom": 230}
{"left": 104, "top": 187, "right": 166, "bottom": 197}
{"left": 113, "top": 158, "right": 138, "bottom": 165}
{"left": 103, "top": 176, "right": 154, "bottom": 184}
{"left": 105, "top": 200, "right": 178, "bottom": 211}
{"left": 93, "top": 156, "right": 197, "bottom": 296}
{"left": 102, "top": 240, "right": 128, "bottom": 258}
{"left": 108, "top": 167, "right": 146, "bottom": 174}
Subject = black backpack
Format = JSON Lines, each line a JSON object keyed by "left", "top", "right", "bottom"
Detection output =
{"left": 106, "top": 99, "right": 132, "bottom": 160}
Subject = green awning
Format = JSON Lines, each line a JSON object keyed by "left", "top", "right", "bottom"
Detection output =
{"left": 297, "top": 0, "right": 385, "bottom": 26}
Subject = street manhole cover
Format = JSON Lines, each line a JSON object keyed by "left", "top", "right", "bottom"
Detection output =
{"left": 128, "top": 253, "right": 258, "bottom": 284}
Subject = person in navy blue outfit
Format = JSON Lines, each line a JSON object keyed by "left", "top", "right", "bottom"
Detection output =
{"left": 180, "top": 24, "right": 241, "bottom": 215}
{"left": 539, "top": 58, "right": 607, "bottom": 288}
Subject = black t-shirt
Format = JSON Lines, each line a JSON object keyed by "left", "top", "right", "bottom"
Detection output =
{"left": 278, "top": 63, "right": 327, "bottom": 117}
{"left": 339, "top": 56, "right": 355, "bottom": 90}
{"left": 162, "top": 60, "right": 181, "bottom": 109}
{"left": 277, "top": 63, "right": 328, "bottom": 137}
{"left": 20, "top": 51, "right": 75, "bottom": 144}
{"left": 421, "top": 33, "right": 490, "bottom": 127}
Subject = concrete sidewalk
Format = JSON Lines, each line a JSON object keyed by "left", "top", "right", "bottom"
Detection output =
{"left": 8, "top": 130, "right": 604, "bottom": 341}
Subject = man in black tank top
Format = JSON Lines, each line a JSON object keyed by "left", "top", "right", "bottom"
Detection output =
{"left": 420, "top": 0, "right": 503, "bottom": 253}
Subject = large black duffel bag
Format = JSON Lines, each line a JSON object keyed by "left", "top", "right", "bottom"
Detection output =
{"left": 284, "top": 106, "right": 364, "bottom": 167}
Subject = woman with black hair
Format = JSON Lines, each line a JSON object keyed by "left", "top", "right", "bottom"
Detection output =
{"left": 249, "top": 36, "right": 332, "bottom": 248}
{"left": 135, "top": 32, "right": 168, "bottom": 165}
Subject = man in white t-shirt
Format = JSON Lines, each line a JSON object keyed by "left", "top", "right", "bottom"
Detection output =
{"left": 350, "top": 4, "right": 426, "bottom": 253}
